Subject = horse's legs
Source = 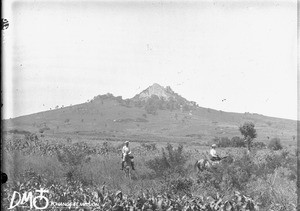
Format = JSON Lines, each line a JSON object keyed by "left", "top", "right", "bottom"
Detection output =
{"left": 124, "top": 165, "right": 131, "bottom": 178}
{"left": 128, "top": 168, "right": 131, "bottom": 180}
{"left": 124, "top": 168, "right": 127, "bottom": 177}
{"left": 128, "top": 167, "right": 131, "bottom": 179}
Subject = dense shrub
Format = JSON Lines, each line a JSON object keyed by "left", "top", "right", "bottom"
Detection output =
{"left": 214, "top": 136, "right": 265, "bottom": 149}
{"left": 257, "top": 150, "right": 293, "bottom": 176}
{"left": 167, "top": 177, "right": 194, "bottom": 196}
{"left": 56, "top": 143, "right": 92, "bottom": 181}
{"left": 268, "top": 138, "right": 283, "bottom": 151}
{"left": 247, "top": 167, "right": 297, "bottom": 211}
{"left": 252, "top": 141, "right": 266, "bottom": 149}
{"left": 197, "top": 169, "right": 223, "bottom": 190}
{"left": 231, "top": 136, "right": 246, "bottom": 147}
{"left": 213, "top": 136, "right": 245, "bottom": 148}
{"left": 98, "top": 141, "right": 119, "bottom": 154}
{"left": 213, "top": 137, "right": 230, "bottom": 147}
{"left": 8, "top": 129, "right": 31, "bottom": 135}
{"left": 145, "top": 144, "right": 189, "bottom": 178}
{"left": 197, "top": 152, "right": 259, "bottom": 192}
{"left": 141, "top": 143, "right": 157, "bottom": 151}
{"left": 25, "top": 133, "right": 38, "bottom": 141}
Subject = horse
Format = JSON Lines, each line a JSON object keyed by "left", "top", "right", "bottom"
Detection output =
{"left": 194, "top": 156, "right": 230, "bottom": 172}
{"left": 123, "top": 154, "right": 133, "bottom": 179}
{"left": 194, "top": 158, "right": 211, "bottom": 172}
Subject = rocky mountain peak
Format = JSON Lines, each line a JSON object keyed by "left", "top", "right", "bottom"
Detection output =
{"left": 130, "top": 83, "right": 198, "bottom": 112}
{"left": 133, "top": 83, "right": 173, "bottom": 101}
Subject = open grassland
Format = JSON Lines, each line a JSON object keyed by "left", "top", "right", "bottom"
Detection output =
{"left": 3, "top": 97, "right": 297, "bottom": 145}
{"left": 2, "top": 131, "right": 297, "bottom": 211}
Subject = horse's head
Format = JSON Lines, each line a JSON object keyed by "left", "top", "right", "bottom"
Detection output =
{"left": 195, "top": 159, "right": 210, "bottom": 171}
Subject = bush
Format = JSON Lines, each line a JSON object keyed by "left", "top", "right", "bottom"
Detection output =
{"left": 213, "top": 136, "right": 245, "bottom": 148}
{"left": 8, "top": 129, "right": 31, "bottom": 135}
{"left": 247, "top": 168, "right": 297, "bottom": 210}
{"left": 259, "top": 150, "right": 291, "bottom": 175}
{"left": 197, "top": 152, "right": 258, "bottom": 192}
{"left": 141, "top": 143, "right": 157, "bottom": 151}
{"left": 167, "top": 177, "right": 193, "bottom": 196}
{"left": 268, "top": 138, "right": 283, "bottom": 151}
{"left": 145, "top": 144, "right": 189, "bottom": 178}
{"left": 253, "top": 150, "right": 297, "bottom": 183}
{"left": 25, "top": 133, "right": 38, "bottom": 141}
{"left": 56, "top": 143, "right": 92, "bottom": 181}
{"left": 213, "top": 137, "right": 231, "bottom": 148}
{"left": 252, "top": 141, "right": 266, "bottom": 149}
{"left": 231, "top": 136, "right": 246, "bottom": 147}
{"left": 98, "top": 141, "right": 118, "bottom": 154}
{"left": 214, "top": 136, "right": 264, "bottom": 149}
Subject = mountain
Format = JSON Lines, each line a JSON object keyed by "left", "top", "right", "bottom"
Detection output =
{"left": 133, "top": 83, "right": 192, "bottom": 103}
{"left": 131, "top": 83, "right": 197, "bottom": 113}
{"left": 133, "top": 83, "right": 172, "bottom": 101}
{"left": 3, "top": 84, "right": 297, "bottom": 145}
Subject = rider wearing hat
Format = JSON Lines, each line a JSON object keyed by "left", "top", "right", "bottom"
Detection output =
{"left": 210, "top": 144, "right": 221, "bottom": 161}
{"left": 121, "top": 141, "right": 135, "bottom": 170}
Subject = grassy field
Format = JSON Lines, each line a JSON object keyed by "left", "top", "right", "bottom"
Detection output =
{"left": 3, "top": 97, "right": 297, "bottom": 145}
{"left": 2, "top": 131, "right": 297, "bottom": 210}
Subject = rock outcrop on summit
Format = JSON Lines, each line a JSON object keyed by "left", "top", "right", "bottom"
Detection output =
{"left": 130, "top": 83, "right": 198, "bottom": 114}
{"left": 133, "top": 83, "right": 173, "bottom": 101}
{"left": 133, "top": 84, "right": 197, "bottom": 105}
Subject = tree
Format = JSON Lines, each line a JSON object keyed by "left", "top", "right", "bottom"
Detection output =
{"left": 239, "top": 122, "right": 257, "bottom": 152}
{"left": 268, "top": 138, "right": 283, "bottom": 151}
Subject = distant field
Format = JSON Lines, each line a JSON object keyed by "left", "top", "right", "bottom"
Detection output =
{"left": 3, "top": 98, "right": 297, "bottom": 147}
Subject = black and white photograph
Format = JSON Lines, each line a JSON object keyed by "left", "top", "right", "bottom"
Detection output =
{"left": 1, "top": 0, "right": 298, "bottom": 210}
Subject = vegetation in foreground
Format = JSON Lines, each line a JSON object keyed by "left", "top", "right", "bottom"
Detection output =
{"left": 2, "top": 123, "right": 297, "bottom": 211}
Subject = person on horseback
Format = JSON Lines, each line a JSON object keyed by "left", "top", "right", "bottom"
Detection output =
{"left": 210, "top": 144, "right": 221, "bottom": 161}
{"left": 121, "top": 141, "right": 135, "bottom": 170}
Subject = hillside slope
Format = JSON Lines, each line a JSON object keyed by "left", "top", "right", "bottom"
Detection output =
{"left": 3, "top": 84, "right": 297, "bottom": 144}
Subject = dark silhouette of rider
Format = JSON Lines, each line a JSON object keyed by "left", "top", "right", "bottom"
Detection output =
{"left": 121, "top": 141, "right": 135, "bottom": 170}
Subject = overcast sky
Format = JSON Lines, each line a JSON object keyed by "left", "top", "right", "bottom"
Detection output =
{"left": 3, "top": 0, "right": 297, "bottom": 120}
